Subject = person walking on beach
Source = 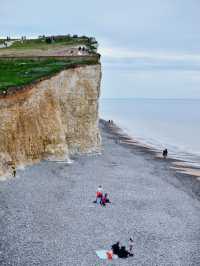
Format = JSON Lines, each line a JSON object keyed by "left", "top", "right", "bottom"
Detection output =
{"left": 12, "top": 165, "right": 16, "bottom": 177}
{"left": 162, "top": 149, "right": 168, "bottom": 159}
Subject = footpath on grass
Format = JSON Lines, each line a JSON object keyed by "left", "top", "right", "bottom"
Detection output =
{"left": 0, "top": 121, "right": 200, "bottom": 265}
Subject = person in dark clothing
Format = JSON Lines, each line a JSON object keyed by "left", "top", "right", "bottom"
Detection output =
{"left": 118, "top": 246, "right": 133, "bottom": 258}
{"left": 162, "top": 148, "right": 168, "bottom": 159}
{"left": 100, "top": 193, "right": 111, "bottom": 206}
{"left": 104, "top": 193, "right": 111, "bottom": 203}
{"left": 12, "top": 166, "right": 16, "bottom": 177}
{"left": 101, "top": 195, "right": 106, "bottom": 206}
{"left": 111, "top": 242, "right": 120, "bottom": 255}
{"left": 111, "top": 242, "right": 133, "bottom": 258}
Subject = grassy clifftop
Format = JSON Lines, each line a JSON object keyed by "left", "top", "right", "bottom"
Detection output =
{"left": 9, "top": 36, "right": 95, "bottom": 49}
{"left": 0, "top": 35, "right": 98, "bottom": 55}
{"left": 0, "top": 35, "right": 100, "bottom": 92}
{"left": 0, "top": 56, "right": 99, "bottom": 92}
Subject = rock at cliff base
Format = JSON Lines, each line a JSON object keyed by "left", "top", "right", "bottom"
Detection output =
{"left": 0, "top": 152, "right": 13, "bottom": 177}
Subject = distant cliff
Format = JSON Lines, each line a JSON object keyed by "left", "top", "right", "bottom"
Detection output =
{"left": 0, "top": 64, "right": 101, "bottom": 177}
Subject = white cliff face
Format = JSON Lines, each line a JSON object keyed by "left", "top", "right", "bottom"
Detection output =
{"left": 0, "top": 64, "right": 101, "bottom": 177}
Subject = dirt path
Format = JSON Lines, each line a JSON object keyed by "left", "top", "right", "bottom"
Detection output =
{"left": 0, "top": 122, "right": 200, "bottom": 265}
{"left": 0, "top": 45, "right": 88, "bottom": 57}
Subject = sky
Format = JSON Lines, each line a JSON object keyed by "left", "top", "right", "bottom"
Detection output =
{"left": 1, "top": 0, "right": 200, "bottom": 99}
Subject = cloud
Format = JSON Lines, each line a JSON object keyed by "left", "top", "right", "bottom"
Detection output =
{"left": 99, "top": 45, "right": 200, "bottom": 72}
{"left": 99, "top": 46, "right": 200, "bottom": 62}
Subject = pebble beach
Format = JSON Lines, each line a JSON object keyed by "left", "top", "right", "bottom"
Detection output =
{"left": 0, "top": 120, "right": 200, "bottom": 265}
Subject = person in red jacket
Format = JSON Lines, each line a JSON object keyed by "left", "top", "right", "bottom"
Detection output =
{"left": 96, "top": 185, "right": 103, "bottom": 204}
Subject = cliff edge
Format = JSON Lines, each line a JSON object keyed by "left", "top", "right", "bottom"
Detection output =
{"left": 0, "top": 64, "right": 101, "bottom": 177}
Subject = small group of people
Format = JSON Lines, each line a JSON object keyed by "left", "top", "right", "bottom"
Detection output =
{"left": 94, "top": 185, "right": 110, "bottom": 207}
{"left": 107, "top": 120, "right": 114, "bottom": 124}
{"left": 109, "top": 239, "right": 134, "bottom": 259}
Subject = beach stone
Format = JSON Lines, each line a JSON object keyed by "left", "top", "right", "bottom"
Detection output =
{"left": 0, "top": 152, "right": 12, "bottom": 177}
{"left": 0, "top": 123, "right": 200, "bottom": 265}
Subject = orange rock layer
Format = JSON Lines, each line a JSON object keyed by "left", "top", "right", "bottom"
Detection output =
{"left": 0, "top": 64, "right": 101, "bottom": 177}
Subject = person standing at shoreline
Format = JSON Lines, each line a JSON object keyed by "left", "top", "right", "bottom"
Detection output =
{"left": 162, "top": 149, "right": 168, "bottom": 159}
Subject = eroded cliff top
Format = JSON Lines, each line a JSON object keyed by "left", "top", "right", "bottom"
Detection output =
{"left": 0, "top": 35, "right": 100, "bottom": 92}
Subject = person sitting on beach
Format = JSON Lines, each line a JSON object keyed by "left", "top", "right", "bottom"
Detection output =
{"left": 111, "top": 242, "right": 120, "bottom": 255}
{"left": 101, "top": 195, "right": 106, "bottom": 206}
{"left": 95, "top": 185, "right": 103, "bottom": 204}
{"left": 111, "top": 241, "right": 133, "bottom": 259}
{"left": 162, "top": 148, "right": 168, "bottom": 159}
{"left": 101, "top": 193, "right": 111, "bottom": 206}
{"left": 118, "top": 246, "right": 133, "bottom": 259}
{"left": 101, "top": 194, "right": 107, "bottom": 206}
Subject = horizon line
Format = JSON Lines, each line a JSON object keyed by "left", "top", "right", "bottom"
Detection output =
{"left": 100, "top": 97, "right": 200, "bottom": 100}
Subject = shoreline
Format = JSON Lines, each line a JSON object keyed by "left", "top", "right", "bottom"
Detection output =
{"left": 101, "top": 118, "right": 200, "bottom": 202}
{"left": 100, "top": 118, "right": 200, "bottom": 179}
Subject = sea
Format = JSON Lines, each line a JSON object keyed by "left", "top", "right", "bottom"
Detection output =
{"left": 100, "top": 98, "right": 200, "bottom": 168}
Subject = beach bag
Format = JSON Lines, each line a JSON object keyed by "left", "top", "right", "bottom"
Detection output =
{"left": 106, "top": 250, "right": 113, "bottom": 260}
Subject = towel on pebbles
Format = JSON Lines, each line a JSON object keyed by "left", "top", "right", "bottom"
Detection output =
{"left": 96, "top": 250, "right": 118, "bottom": 259}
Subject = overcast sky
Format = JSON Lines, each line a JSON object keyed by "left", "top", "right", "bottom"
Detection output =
{"left": 1, "top": 0, "right": 200, "bottom": 98}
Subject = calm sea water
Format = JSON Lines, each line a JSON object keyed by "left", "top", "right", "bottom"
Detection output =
{"left": 100, "top": 99, "right": 200, "bottom": 167}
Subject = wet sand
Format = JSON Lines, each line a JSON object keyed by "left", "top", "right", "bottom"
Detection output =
{"left": 0, "top": 120, "right": 200, "bottom": 265}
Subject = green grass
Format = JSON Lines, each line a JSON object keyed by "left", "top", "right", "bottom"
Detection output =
{"left": 7, "top": 36, "right": 97, "bottom": 52}
{"left": 0, "top": 57, "right": 99, "bottom": 91}
{"left": 0, "top": 39, "right": 6, "bottom": 44}
{"left": 0, "top": 35, "right": 99, "bottom": 91}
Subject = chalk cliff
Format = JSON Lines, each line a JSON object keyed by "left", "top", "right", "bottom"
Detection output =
{"left": 0, "top": 64, "right": 101, "bottom": 176}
